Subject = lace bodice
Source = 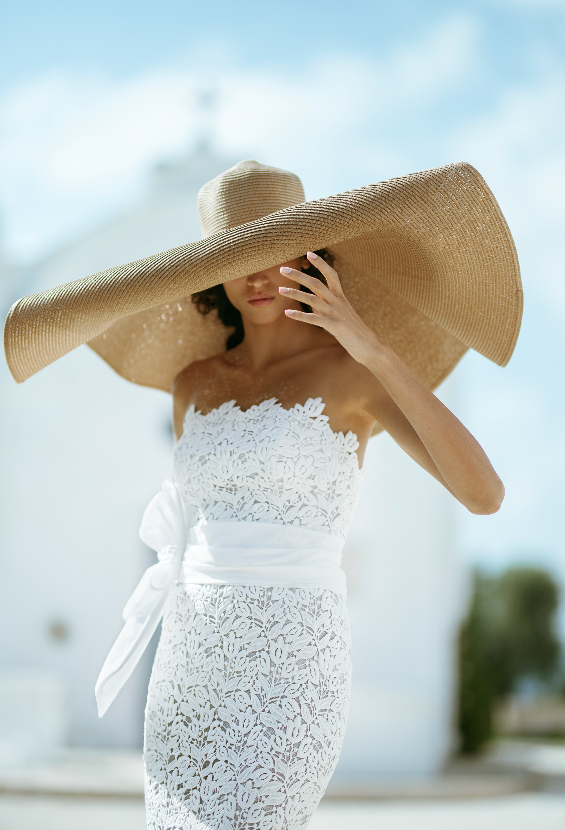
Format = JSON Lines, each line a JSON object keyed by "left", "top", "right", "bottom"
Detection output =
{"left": 173, "top": 397, "right": 363, "bottom": 541}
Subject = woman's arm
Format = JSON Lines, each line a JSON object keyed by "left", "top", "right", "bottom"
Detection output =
{"left": 279, "top": 254, "right": 504, "bottom": 515}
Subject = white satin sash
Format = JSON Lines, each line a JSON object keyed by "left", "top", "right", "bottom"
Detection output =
{"left": 179, "top": 522, "right": 346, "bottom": 592}
{"left": 95, "top": 479, "right": 346, "bottom": 718}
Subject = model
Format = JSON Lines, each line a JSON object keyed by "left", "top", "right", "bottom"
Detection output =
{"left": 4, "top": 160, "right": 523, "bottom": 829}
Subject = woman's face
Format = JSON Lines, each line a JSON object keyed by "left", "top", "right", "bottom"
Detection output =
{"left": 223, "top": 257, "right": 309, "bottom": 325}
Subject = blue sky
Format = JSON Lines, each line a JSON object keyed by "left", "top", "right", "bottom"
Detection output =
{"left": 1, "top": 0, "right": 565, "bottom": 582}
{"left": 1, "top": 0, "right": 563, "bottom": 92}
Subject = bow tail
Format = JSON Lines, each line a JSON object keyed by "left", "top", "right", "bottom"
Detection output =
{"left": 95, "top": 479, "right": 186, "bottom": 718}
{"left": 95, "top": 592, "right": 168, "bottom": 718}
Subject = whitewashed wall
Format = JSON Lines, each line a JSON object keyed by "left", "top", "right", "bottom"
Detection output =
{"left": 337, "top": 395, "right": 466, "bottom": 777}
{"left": 0, "top": 338, "right": 173, "bottom": 747}
{"left": 0, "top": 144, "right": 231, "bottom": 749}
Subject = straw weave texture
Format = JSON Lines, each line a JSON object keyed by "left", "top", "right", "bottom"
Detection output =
{"left": 198, "top": 160, "right": 305, "bottom": 237}
{"left": 4, "top": 161, "right": 522, "bottom": 410}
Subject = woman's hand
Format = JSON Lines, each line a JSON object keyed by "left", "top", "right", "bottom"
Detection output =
{"left": 279, "top": 252, "right": 384, "bottom": 367}
{"left": 281, "top": 252, "right": 505, "bottom": 515}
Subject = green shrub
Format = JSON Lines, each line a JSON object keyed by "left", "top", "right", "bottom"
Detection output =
{"left": 458, "top": 566, "right": 561, "bottom": 754}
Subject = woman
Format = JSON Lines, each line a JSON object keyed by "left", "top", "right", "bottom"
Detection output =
{"left": 4, "top": 160, "right": 522, "bottom": 829}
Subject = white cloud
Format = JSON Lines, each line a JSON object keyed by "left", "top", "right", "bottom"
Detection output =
{"left": 449, "top": 73, "right": 565, "bottom": 314}
{"left": 0, "top": 69, "right": 202, "bottom": 258}
{"left": 0, "top": 14, "right": 478, "bottom": 262}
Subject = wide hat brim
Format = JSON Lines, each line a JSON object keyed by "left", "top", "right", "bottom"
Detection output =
{"left": 4, "top": 161, "right": 522, "bottom": 433}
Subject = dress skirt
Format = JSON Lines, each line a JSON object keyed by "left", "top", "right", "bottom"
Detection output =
{"left": 144, "top": 583, "right": 351, "bottom": 830}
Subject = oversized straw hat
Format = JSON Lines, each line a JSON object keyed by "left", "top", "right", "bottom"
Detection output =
{"left": 4, "top": 159, "right": 522, "bottom": 415}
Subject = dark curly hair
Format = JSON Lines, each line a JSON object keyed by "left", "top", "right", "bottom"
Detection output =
{"left": 191, "top": 249, "right": 335, "bottom": 350}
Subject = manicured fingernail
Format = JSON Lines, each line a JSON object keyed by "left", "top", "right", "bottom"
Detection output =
{"left": 307, "top": 251, "right": 317, "bottom": 259}
{"left": 280, "top": 266, "right": 292, "bottom": 274}
{"left": 284, "top": 309, "right": 294, "bottom": 316}
{"left": 279, "top": 286, "right": 289, "bottom": 293}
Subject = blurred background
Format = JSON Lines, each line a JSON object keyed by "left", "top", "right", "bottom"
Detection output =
{"left": 1, "top": 0, "right": 565, "bottom": 827}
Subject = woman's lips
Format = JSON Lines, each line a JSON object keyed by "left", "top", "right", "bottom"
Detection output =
{"left": 247, "top": 293, "right": 275, "bottom": 307}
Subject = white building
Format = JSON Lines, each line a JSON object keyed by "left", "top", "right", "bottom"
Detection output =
{"left": 0, "top": 142, "right": 465, "bottom": 776}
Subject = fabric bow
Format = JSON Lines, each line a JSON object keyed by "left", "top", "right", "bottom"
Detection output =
{"left": 95, "top": 479, "right": 186, "bottom": 717}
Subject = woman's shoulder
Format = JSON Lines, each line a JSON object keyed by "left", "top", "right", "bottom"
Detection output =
{"left": 172, "top": 354, "right": 226, "bottom": 439}
{"left": 172, "top": 354, "right": 224, "bottom": 423}
{"left": 172, "top": 354, "right": 223, "bottom": 397}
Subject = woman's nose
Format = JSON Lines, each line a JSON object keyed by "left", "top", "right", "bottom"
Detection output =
{"left": 247, "top": 271, "right": 268, "bottom": 288}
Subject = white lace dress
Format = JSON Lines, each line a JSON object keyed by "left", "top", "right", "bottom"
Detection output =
{"left": 144, "top": 398, "right": 364, "bottom": 830}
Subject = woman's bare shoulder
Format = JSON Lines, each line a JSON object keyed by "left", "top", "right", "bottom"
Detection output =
{"left": 172, "top": 354, "right": 224, "bottom": 398}
{"left": 172, "top": 354, "right": 226, "bottom": 440}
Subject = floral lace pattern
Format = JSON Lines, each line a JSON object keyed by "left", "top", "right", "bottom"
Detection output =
{"left": 144, "top": 584, "right": 351, "bottom": 830}
{"left": 145, "top": 397, "right": 361, "bottom": 829}
{"left": 172, "top": 398, "right": 363, "bottom": 541}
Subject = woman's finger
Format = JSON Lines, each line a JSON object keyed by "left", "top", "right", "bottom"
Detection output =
{"left": 284, "top": 308, "right": 327, "bottom": 328}
{"left": 306, "top": 252, "right": 344, "bottom": 297}
{"left": 278, "top": 286, "right": 328, "bottom": 311}
{"left": 280, "top": 267, "right": 332, "bottom": 300}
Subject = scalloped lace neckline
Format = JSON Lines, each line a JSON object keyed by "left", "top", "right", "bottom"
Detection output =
{"left": 182, "top": 396, "right": 364, "bottom": 471}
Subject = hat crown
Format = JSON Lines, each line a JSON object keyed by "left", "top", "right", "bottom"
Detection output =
{"left": 197, "top": 160, "right": 306, "bottom": 238}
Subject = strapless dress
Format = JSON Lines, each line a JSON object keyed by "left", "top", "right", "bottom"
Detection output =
{"left": 97, "top": 397, "right": 364, "bottom": 829}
